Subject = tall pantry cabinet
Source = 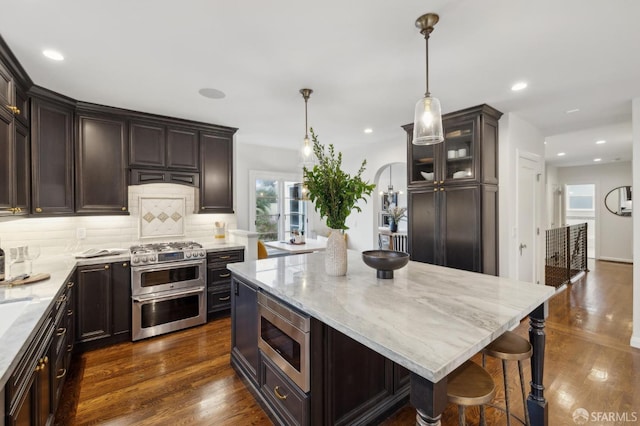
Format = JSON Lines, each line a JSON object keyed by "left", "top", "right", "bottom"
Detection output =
{"left": 404, "top": 104, "right": 502, "bottom": 275}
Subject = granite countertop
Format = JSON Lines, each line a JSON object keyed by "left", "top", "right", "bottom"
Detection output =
{"left": 0, "top": 242, "right": 244, "bottom": 389}
{"left": 228, "top": 250, "right": 555, "bottom": 383}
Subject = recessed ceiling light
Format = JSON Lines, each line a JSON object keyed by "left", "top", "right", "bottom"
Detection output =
{"left": 594, "top": 158, "right": 602, "bottom": 162}
{"left": 557, "top": 152, "right": 566, "bottom": 157}
{"left": 511, "top": 81, "right": 528, "bottom": 91}
{"left": 364, "top": 128, "right": 373, "bottom": 134}
{"left": 566, "top": 108, "right": 580, "bottom": 114}
{"left": 42, "top": 49, "right": 64, "bottom": 61}
{"left": 595, "top": 140, "right": 606, "bottom": 144}
{"left": 198, "top": 88, "right": 226, "bottom": 99}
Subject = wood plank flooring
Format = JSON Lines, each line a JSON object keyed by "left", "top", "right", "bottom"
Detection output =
{"left": 55, "top": 260, "right": 638, "bottom": 425}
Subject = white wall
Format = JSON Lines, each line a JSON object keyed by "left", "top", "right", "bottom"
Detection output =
{"left": 498, "top": 113, "right": 546, "bottom": 280}
{"left": 0, "top": 183, "right": 236, "bottom": 255}
{"left": 556, "top": 162, "right": 632, "bottom": 262}
{"left": 631, "top": 98, "right": 640, "bottom": 349}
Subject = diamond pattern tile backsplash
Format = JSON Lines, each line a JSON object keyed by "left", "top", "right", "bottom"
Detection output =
{"left": 139, "top": 196, "right": 186, "bottom": 238}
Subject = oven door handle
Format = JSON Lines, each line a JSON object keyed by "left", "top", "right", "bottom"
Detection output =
{"left": 131, "top": 259, "right": 205, "bottom": 273}
{"left": 132, "top": 286, "right": 205, "bottom": 303}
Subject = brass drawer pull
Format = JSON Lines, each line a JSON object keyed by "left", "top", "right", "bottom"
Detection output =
{"left": 57, "top": 327, "right": 67, "bottom": 337}
{"left": 56, "top": 368, "right": 67, "bottom": 379}
{"left": 122, "top": 262, "right": 128, "bottom": 267}
{"left": 58, "top": 294, "right": 67, "bottom": 303}
{"left": 67, "top": 344, "right": 73, "bottom": 353}
{"left": 219, "top": 255, "right": 231, "bottom": 259}
{"left": 219, "top": 273, "right": 231, "bottom": 278}
{"left": 67, "top": 309, "right": 73, "bottom": 316}
{"left": 218, "top": 295, "right": 230, "bottom": 301}
{"left": 67, "top": 281, "right": 75, "bottom": 288}
{"left": 7, "top": 105, "right": 20, "bottom": 115}
{"left": 35, "top": 207, "right": 43, "bottom": 213}
{"left": 105, "top": 265, "right": 110, "bottom": 269}
{"left": 273, "top": 385, "right": 288, "bottom": 400}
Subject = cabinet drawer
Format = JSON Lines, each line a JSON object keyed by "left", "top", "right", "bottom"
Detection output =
{"left": 207, "top": 286, "right": 231, "bottom": 312}
{"left": 260, "top": 355, "right": 309, "bottom": 426}
{"left": 207, "top": 250, "right": 243, "bottom": 265}
{"left": 208, "top": 267, "right": 232, "bottom": 285}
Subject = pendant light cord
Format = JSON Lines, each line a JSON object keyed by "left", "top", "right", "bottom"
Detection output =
{"left": 424, "top": 31, "right": 431, "bottom": 97}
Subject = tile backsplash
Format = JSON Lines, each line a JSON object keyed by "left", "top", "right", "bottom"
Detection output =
{"left": 0, "top": 184, "right": 236, "bottom": 255}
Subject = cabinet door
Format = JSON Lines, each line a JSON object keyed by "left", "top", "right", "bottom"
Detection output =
{"left": 441, "top": 185, "right": 481, "bottom": 272}
{"left": 112, "top": 261, "right": 131, "bottom": 336}
{"left": 13, "top": 122, "right": 30, "bottom": 214}
{"left": 442, "top": 117, "right": 476, "bottom": 183}
{"left": 14, "top": 85, "right": 29, "bottom": 127}
{"left": 167, "top": 126, "right": 198, "bottom": 170}
{"left": 129, "top": 121, "right": 165, "bottom": 167}
{"left": 0, "top": 110, "right": 13, "bottom": 213}
{"left": 76, "top": 114, "right": 128, "bottom": 214}
{"left": 404, "top": 122, "right": 440, "bottom": 187}
{"left": 76, "top": 264, "right": 112, "bottom": 342}
{"left": 0, "top": 60, "right": 12, "bottom": 109}
{"left": 408, "top": 190, "right": 438, "bottom": 264}
{"left": 231, "top": 278, "right": 258, "bottom": 383}
{"left": 31, "top": 98, "right": 74, "bottom": 215}
{"left": 199, "top": 131, "right": 233, "bottom": 213}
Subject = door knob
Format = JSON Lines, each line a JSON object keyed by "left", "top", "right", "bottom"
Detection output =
{"left": 519, "top": 243, "right": 527, "bottom": 255}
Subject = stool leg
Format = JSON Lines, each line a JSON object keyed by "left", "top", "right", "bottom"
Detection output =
{"left": 458, "top": 405, "right": 466, "bottom": 426}
{"left": 502, "top": 359, "right": 512, "bottom": 426}
{"left": 518, "top": 360, "right": 531, "bottom": 426}
{"left": 480, "top": 405, "right": 486, "bottom": 426}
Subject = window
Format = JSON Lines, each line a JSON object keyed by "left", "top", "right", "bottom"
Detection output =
{"left": 250, "top": 171, "right": 307, "bottom": 242}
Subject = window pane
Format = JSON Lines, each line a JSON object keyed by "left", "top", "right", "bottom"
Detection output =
{"left": 256, "top": 179, "right": 279, "bottom": 241}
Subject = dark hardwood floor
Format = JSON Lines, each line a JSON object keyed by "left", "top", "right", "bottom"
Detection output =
{"left": 55, "top": 260, "right": 638, "bottom": 425}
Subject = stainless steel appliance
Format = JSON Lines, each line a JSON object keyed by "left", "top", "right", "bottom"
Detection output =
{"left": 257, "top": 292, "right": 311, "bottom": 392}
{"left": 130, "top": 241, "right": 207, "bottom": 341}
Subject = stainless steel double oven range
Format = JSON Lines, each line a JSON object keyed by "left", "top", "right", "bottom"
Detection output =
{"left": 129, "top": 241, "right": 207, "bottom": 341}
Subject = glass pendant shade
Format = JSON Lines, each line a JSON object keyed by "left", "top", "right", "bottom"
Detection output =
{"left": 413, "top": 95, "right": 443, "bottom": 145}
{"left": 299, "top": 88, "right": 314, "bottom": 167}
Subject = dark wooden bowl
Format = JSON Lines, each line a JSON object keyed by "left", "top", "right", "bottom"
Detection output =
{"left": 361, "top": 250, "right": 409, "bottom": 279}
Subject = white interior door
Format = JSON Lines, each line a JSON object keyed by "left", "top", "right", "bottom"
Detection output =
{"left": 517, "top": 154, "right": 541, "bottom": 283}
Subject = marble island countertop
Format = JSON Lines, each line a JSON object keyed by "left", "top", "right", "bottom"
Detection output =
{"left": 0, "top": 242, "right": 244, "bottom": 389}
{"left": 228, "top": 250, "right": 556, "bottom": 383}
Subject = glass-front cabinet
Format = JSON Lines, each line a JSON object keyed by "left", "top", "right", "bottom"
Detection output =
{"left": 404, "top": 104, "right": 501, "bottom": 188}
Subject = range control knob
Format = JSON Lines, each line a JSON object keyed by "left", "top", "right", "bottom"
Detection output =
{"left": 200, "top": 250, "right": 206, "bottom": 257}
{"left": 150, "top": 255, "right": 157, "bottom": 262}
{"left": 132, "top": 256, "right": 140, "bottom": 264}
{"left": 185, "top": 252, "right": 192, "bottom": 258}
{"left": 141, "top": 256, "right": 148, "bottom": 263}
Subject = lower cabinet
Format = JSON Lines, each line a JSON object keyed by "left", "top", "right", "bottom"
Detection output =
{"left": 76, "top": 261, "right": 131, "bottom": 351}
{"left": 230, "top": 277, "right": 259, "bottom": 386}
{"left": 260, "top": 356, "right": 310, "bottom": 426}
{"left": 206, "top": 249, "right": 244, "bottom": 318}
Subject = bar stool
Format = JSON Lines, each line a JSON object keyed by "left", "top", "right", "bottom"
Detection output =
{"left": 482, "top": 331, "right": 533, "bottom": 426}
{"left": 447, "top": 360, "right": 496, "bottom": 426}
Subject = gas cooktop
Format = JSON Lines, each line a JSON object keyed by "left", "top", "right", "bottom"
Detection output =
{"left": 129, "top": 241, "right": 206, "bottom": 265}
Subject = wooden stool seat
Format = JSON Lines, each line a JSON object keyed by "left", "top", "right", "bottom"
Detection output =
{"left": 482, "top": 331, "right": 532, "bottom": 426}
{"left": 484, "top": 330, "right": 532, "bottom": 360}
{"left": 447, "top": 360, "right": 496, "bottom": 425}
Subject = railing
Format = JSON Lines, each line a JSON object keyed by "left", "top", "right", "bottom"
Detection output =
{"left": 378, "top": 232, "right": 408, "bottom": 253}
{"left": 545, "top": 223, "right": 588, "bottom": 287}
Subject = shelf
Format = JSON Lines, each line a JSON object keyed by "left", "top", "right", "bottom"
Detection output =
{"left": 446, "top": 156, "right": 472, "bottom": 162}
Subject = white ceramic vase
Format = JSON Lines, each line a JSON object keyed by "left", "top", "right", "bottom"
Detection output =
{"left": 325, "top": 228, "right": 347, "bottom": 276}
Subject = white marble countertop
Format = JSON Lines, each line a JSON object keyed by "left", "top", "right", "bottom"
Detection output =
{"left": 263, "top": 239, "right": 326, "bottom": 254}
{"left": 228, "top": 250, "right": 555, "bottom": 383}
{"left": 0, "top": 243, "right": 244, "bottom": 388}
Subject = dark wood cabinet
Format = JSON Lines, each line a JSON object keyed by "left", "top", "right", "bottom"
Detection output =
{"left": 230, "top": 276, "right": 259, "bottom": 386}
{"left": 76, "top": 261, "right": 131, "bottom": 351}
{"left": 207, "top": 249, "right": 244, "bottom": 317}
{"left": 76, "top": 113, "right": 128, "bottom": 214}
{"left": 200, "top": 130, "right": 235, "bottom": 213}
{"left": 405, "top": 104, "right": 501, "bottom": 275}
{"left": 167, "top": 126, "right": 198, "bottom": 170}
{"left": 0, "top": 102, "right": 30, "bottom": 217}
{"left": 30, "top": 95, "right": 74, "bottom": 215}
{"left": 129, "top": 168, "right": 199, "bottom": 187}
{"left": 129, "top": 121, "right": 198, "bottom": 170}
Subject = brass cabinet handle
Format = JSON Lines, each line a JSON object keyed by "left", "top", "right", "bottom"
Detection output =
{"left": 273, "top": 385, "right": 288, "bottom": 400}
{"left": 105, "top": 265, "right": 110, "bottom": 269}
{"left": 67, "top": 344, "right": 73, "bottom": 353}
{"left": 67, "top": 309, "right": 73, "bottom": 316}
{"left": 439, "top": 187, "right": 444, "bottom": 191}
{"left": 219, "top": 273, "right": 231, "bottom": 278}
{"left": 6, "top": 105, "right": 20, "bottom": 115}
{"left": 121, "top": 207, "right": 127, "bottom": 211}
{"left": 67, "top": 281, "right": 75, "bottom": 288}
{"left": 220, "top": 255, "right": 231, "bottom": 260}
{"left": 44, "top": 356, "right": 48, "bottom": 364}
{"left": 57, "top": 327, "right": 67, "bottom": 337}
{"left": 58, "top": 294, "right": 67, "bottom": 303}
{"left": 56, "top": 368, "right": 67, "bottom": 379}
{"left": 35, "top": 207, "right": 43, "bottom": 213}
{"left": 218, "top": 295, "right": 230, "bottom": 301}
{"left": 122, "top": 262, "right": 128, "bottom": 267}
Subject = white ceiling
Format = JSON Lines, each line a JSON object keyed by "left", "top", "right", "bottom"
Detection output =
{"left": 1, "top": 0, "right": 637, "bottom": 167}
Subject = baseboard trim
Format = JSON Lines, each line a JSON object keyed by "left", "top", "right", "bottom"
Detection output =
{"left": 598, "top": 257, "right": 633, "bottom": 264}
{"left": 630, "top": 335, "right": 640, "bottom": 349}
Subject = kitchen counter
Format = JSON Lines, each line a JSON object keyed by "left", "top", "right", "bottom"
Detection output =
{"left": 0, "top": 242, "right": 244, "bottom": 389}
{"left": 228, "top": 250, "right": 556, "bottom": 424}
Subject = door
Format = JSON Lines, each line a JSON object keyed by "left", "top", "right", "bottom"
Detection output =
{"left": 408, "top": 190, "right": 437, "bottom": 263}
{"left": 442, "top": 185, "right": 480, "bottom": 272}
{"left": 516, "top": 153, "right": 541, "bottom": 283}
{"left": 200, "top": 131, "right": 233, "bottom": 213}
{"left": 231, "top": 278, "right": 259, "bottom": 384}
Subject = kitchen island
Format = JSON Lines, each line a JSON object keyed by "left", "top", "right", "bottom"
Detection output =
{"left": 228, "top": 251, "right": 555, "bottom": 425}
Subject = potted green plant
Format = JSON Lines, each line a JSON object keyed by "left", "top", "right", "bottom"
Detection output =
{"left": 303, "top": 128, "right": 375, "bottom": 275}
{"left": 387, "top": 206, "right": 406, "bottom": 232}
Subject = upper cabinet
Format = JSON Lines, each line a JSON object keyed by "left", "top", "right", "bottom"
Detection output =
{"left": 30, "top": 93, "right": 75, "bottom": 215}
{"left": 129, "top": 121, "right": 199, "bottom": 171}
{"left": 200, "top": 130, "right": 235, "bottom": 213}
{"left": 0, "top": 59, "right": 30, "bottom": 217}
{"left": 404, "top": 104, "right": 501, "bottom": 188}
{"left": 76, "top": 112, "right": 128, "bottom": 214}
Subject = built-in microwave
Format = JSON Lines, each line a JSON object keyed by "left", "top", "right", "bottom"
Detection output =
{"left": 257, "top": 292, "right": 311, "bottom": 392}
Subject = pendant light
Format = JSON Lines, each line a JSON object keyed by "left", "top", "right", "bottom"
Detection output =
{"left": 412, "top": 13, "right": 444, "bottom": 145}
{"left": 300, "top": 88, "right": 314, "bottom": 165}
